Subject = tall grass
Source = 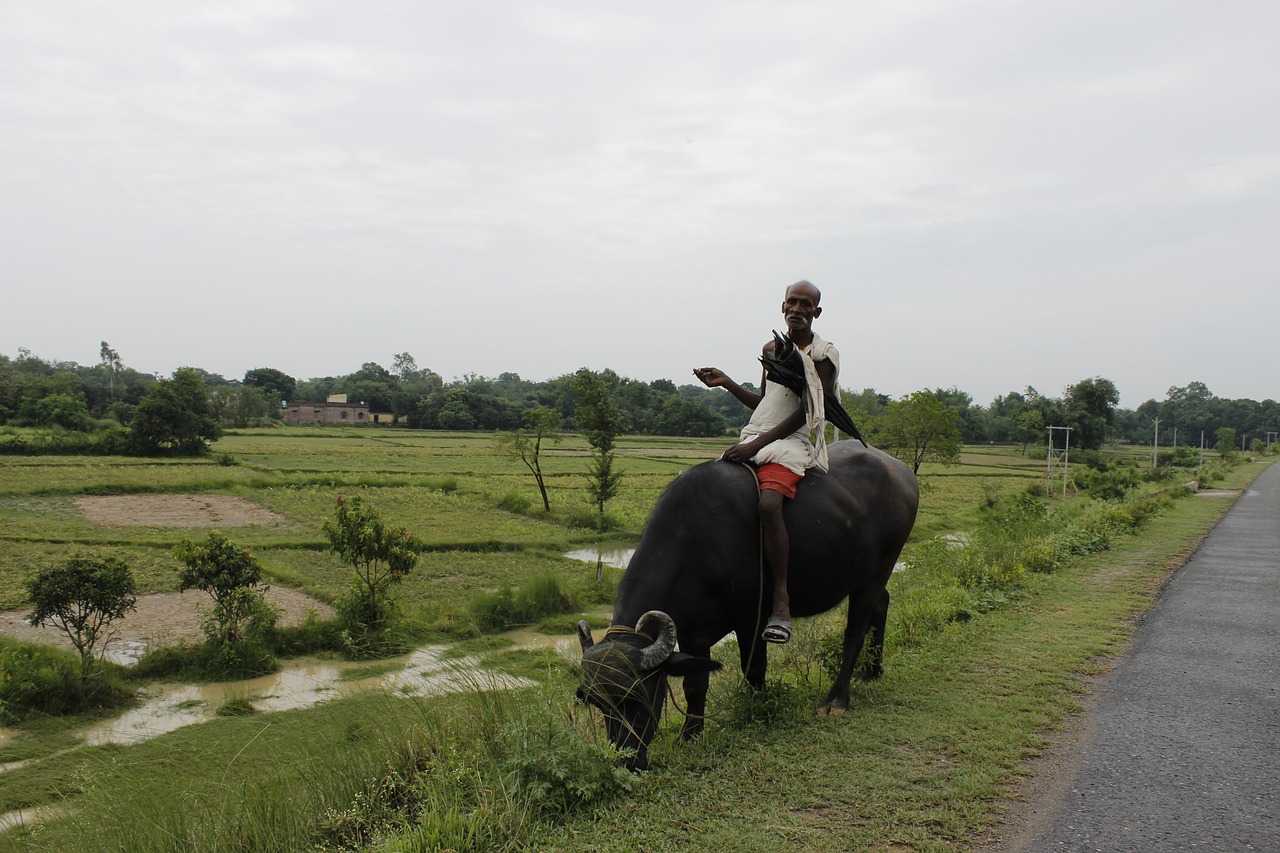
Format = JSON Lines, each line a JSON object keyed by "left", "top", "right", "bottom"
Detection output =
{"left": 887, "top": 482, "right": 1190, "bottom": 652}
{"left": 6, "top": 679, "right": 632, "bottom": 853}
{"left": 469, "top": 574, "right": 576, "bottom": 633}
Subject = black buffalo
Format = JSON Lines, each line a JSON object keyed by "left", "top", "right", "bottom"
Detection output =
{"left": 577, "top": 441, "right": 919, "bottom": 770}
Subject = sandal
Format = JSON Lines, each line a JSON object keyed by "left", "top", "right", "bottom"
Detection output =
{"left": 762, "top": 617, "right": 792, "bottom": 645}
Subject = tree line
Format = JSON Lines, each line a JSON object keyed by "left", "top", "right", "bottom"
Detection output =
{"left": 1, "top": 346, "right": 1276, "bottom": 457}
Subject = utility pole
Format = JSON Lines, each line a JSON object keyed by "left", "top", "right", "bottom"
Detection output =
{"left": 1151, "top": 417, "right": 1160, "bottom": 469}
{"left": 1046, "top": 426, "right": 1073, "bottom": 497}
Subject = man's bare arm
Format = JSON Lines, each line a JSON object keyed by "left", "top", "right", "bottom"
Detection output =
{"left": 692, "top": 367, "right": 763, "bottom": 410}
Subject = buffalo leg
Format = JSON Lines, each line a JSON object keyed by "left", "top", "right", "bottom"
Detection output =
{"left": 678, "top": 643, "right": 713, "bottom": 741}
{"left": 856, "top": 588, "right": 889, "bottom": 682}
{"left": 817, "top": 589, "right": 878, "bottom": 716}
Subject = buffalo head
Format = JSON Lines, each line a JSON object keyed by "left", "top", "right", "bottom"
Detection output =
{"left": 576, "top": 610, "right": 721, "bottom": 771}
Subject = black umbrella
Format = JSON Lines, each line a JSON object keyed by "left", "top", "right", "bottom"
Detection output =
{"left": 759, "top": 331, "right": 867, "bottom": 446}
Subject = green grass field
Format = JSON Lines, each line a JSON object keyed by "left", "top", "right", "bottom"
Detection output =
{"left": 1, "top": 427, "right": 1264, "bottom": 851}
{"left": 0, "top": 428, "right": 1042, "bottom": 613}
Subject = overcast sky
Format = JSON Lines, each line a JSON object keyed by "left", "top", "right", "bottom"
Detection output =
{"left": 2, "top": 1, "right": 1276, "bottom": 407}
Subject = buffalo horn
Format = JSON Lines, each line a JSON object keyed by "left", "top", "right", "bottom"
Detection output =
{"left": 635, "top": 610, "right": 677, "bottom": 671}
{"left": 576, "top": 620, "right": 595, "bottom": 652}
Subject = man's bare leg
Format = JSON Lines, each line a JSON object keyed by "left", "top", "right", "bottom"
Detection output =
{"left": 759, "top": 489, "right": 791, "bottom": 642}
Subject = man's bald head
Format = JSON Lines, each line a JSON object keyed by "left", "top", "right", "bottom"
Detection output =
{"left": 786, "top": 280, "right": 822, "bottom": 305}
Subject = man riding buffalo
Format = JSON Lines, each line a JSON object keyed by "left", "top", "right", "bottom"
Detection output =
{"left": 693, "top": 280, "right": 839, "bottom": 645}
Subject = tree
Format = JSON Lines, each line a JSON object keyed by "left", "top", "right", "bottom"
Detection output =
{"left": 391, "top": 352, "right": 419, "bottom": 382}
{"left": 26, "top": 556, "right": 137, "bottom": 680}
{"left": 99, "top": 342, "right": 124, "bottom": 404}
{"left": 495, "top": 405, "right": 561, "bottom": 511}
{"left": 571, "top": 368, "right": 624, "bottom": 515}
{"left": 1215, "top": 427, "right": 1238, "bottom": 457}
{"left": 128, "top": 367, "right": 221, "bottom": 455}
{"left": 243, "top": 367, "right": 297, "bottom": 402}
{"left": 173, "top": 532, "right": 276, "bottom": 647}
{"left": 209, "top": 385, "right": 275, "bottom": 427}
{"left": 323, "top": 496, "right": 419, "bottom": 638}
{"left": 933, "top": 386, "right": 989, "bottom": 443}
{"left": 1064, "top": 377, "right": 1120, "bottom": 450}
{"left": 873, "top": 391, "right": 962, "bottom": 474}
{"left": 19, "top": 392, "right": 92, "bottom": 431}
{"left": 1016, "top": 407, "right": 1047, "bottom": 453}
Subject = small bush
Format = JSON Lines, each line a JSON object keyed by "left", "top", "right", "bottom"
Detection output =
{"left": 470, "top": 575, "right": 574, "bottom": 633}
{"left": 497, "top": 702, "right": 636, "bottom": 814}
{"left": 1076, "top": 467, "right": 1140, "bottom": 500}
{"left": 267, "top": 612, "right": 346, "bottom": 656}
{"left": 0, "top": 638, "right": 134, "bottom": 723}
{"left": 495, "top": 490, "right": 531, "bottom": 514}
{"left": 131, "top": 640, "right": 277, "bottom": 681}
{"left": 1158, "top": 446, "right": 1202, "bottom": 468}
{"left": 564, "top": 507, "right": 619, "bottom": 532}
{"left": 215, "top": 695, "right": 258, "bottom": 717}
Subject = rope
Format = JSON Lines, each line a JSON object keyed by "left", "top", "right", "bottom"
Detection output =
{"left": 666, "top": 462, "right": 767, "bottom": 724}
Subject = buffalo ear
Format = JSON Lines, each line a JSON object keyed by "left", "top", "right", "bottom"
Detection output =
{"left": 664, "top": 652, "right": 723, "bottom": 677}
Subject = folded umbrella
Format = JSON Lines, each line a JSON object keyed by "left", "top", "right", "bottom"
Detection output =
{"left": 760, "top": 331, "right": 867, "bottom": 446}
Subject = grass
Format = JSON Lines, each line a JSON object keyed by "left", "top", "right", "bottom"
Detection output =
{"left": 522, "top": 485, "right": 1244, "bottom": 851}
{"left": 0, "top": 477, "right": 1246, "bottom": 852}
{"left": 0, "top": 431, "right": 1267, "bottom": 851}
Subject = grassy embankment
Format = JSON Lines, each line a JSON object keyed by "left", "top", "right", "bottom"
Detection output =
{"left": 0, "top": 429, "right": 1266, "bottom": 850}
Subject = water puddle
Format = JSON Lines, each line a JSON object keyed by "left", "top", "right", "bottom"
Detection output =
{"left": 0, "top": 804, "right": 67, "bottom": 834}
{"left": 564, "top": 545, "right": 636, "bottom": 569}
{"left": 80, "top": 645, "right": 536, "bottom": 747}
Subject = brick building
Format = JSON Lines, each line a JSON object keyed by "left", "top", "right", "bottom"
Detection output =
{"left": 283, "top": 394, "right": 391, "bottom": 425}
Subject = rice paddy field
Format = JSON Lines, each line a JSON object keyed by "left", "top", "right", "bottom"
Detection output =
{"left": 0, "top": 427, "right": 1043, "bottom": 615}
{"left": 4, "top": 426, "right": 1252, "bottom": 852}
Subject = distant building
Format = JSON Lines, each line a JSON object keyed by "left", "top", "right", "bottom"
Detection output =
{"left": 284, "top": 394, "right": 388, "bottom": 425}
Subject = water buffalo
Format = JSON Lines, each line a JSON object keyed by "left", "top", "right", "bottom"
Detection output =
{"left": 576, "top": 440, "right": 918, "bottom": 770}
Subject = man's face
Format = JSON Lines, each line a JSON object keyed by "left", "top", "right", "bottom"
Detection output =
{"left": 781, "top": 285, "right": 821, "bottom": 334}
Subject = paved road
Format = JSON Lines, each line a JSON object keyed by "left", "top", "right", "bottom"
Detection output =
{"left": 1013, "top": 462, "right": 1279, "bottom": 851}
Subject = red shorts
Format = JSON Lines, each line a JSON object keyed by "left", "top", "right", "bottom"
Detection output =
{"left": 756, "top": 463, "right": 802, "bottom": 499}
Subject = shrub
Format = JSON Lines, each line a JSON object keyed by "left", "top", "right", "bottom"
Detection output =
{"left": 495, "top": 490, "right": 531, "bottom": 514}
{"left": 469, "top": 574, "right": 574, "bottom": 633}
{"left": 25, "top": 555, "right": 137, "bottom": 680}
{"left": 1076, "top": 467, "right": 1140, "bottom": 500}
{"left": 324, "top": 496, "right": 419, "bottom": 646}
{"left": 564, "top": 507, "right": 619, "bottom": 532}
{"left": 496, "top": 699, "right": 636, "bottom": 814}
{"left": 0, "top": 637, "right": 133, "bottom": 723}
{"left": 174, "top": 532, "right": 279, "bottom": 647}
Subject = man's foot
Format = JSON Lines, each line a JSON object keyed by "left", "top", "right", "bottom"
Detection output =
{"left": 762, "top": 617, "right": 792, "bottom": 644}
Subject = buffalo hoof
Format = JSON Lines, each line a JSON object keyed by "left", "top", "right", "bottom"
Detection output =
{"left": 816, "top": 700, "right": 848, "bottom": 717}
{"left": 856, "top": 664, "right": 884, "bottom": 682}
{"left": 678, "top": 722, "right": 705, "bottom": 742}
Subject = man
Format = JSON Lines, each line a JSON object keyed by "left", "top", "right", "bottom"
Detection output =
{"left": 693, "top": 280, "right": 839, "bottom": 644}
